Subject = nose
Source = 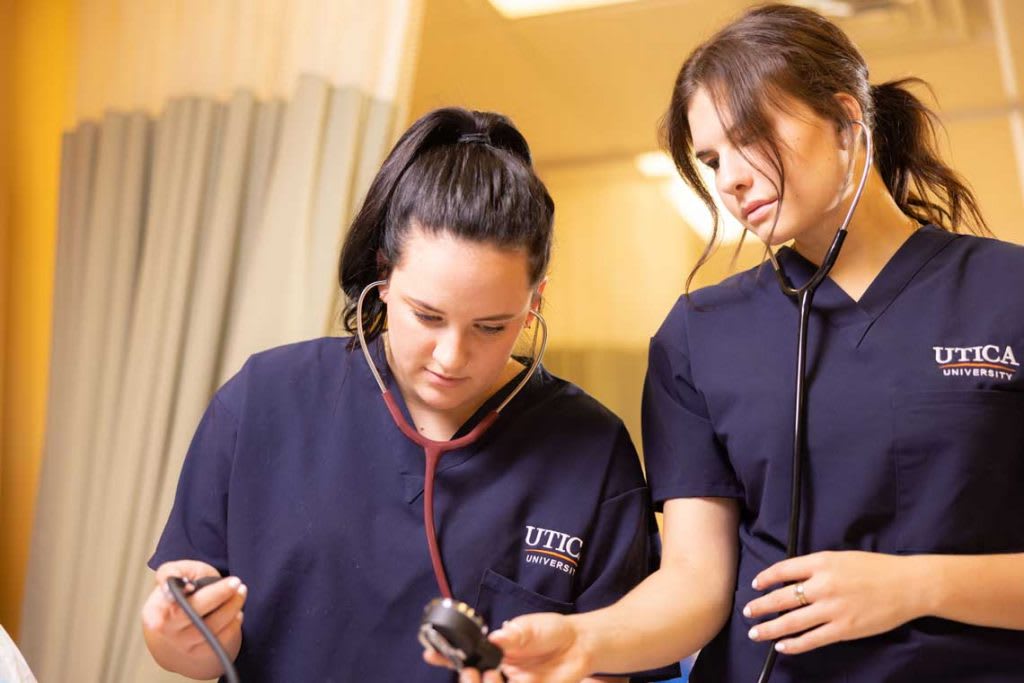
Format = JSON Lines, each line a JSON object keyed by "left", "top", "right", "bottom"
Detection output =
{"left": 716, "top": 149, "right": 753, "bottom": 200}
{"left": 432, "top": 328, "right": 469, "bottom": 374}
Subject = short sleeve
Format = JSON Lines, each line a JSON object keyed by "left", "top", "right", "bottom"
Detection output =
{"left": 642, "top": 321, "right": 743, "bottom": 507}
{"left": 574, "top": 428, "right": 681, "bottom": 682}
{"left": 148, "top": 392, "right": 238, "bottom": 574}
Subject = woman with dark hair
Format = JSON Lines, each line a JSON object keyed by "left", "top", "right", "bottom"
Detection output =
{"left": 140, "top": 107, "right": 676, "bottom": 682}
{"left": 482, "top": 5, "right": 1024, "bottom": 682}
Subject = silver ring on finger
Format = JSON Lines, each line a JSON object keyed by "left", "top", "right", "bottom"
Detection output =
{"left": 793, "top": 581, "right": 809, "bottom": 607}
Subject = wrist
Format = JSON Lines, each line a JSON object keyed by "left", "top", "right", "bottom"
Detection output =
{"left": 901, "top": 554, "right": 943, "bottom": 619}
{"left": 567, "top": 612, "right": 600, "bottom": 675}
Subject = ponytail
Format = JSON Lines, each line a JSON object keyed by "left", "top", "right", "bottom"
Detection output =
{"left": 870, "top": 78, "right": 986, "bottom": 233}
{"left": 338, "top": 107, "right": 554, "bottom": 346}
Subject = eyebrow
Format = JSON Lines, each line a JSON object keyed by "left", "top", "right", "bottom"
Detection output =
{"left": 405, "top": 296, "right": 519, "bottom": 322}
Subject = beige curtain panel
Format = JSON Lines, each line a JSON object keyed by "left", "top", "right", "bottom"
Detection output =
{"left": 16, "top": 0, "right": 417, "bottom": 671}
{"left": 20, "top": 72, "right": 405, "bottom": 683}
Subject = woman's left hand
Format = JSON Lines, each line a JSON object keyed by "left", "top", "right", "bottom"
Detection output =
{"left": 743, "top": 550, "right": 926, "bottom": 655}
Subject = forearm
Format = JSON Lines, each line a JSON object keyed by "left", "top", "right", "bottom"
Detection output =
{"left": 910, "top": 552, "right": 1024, "bottom": 630}
{"left": 572, "top": 561, "right": 731, "bottom": 675}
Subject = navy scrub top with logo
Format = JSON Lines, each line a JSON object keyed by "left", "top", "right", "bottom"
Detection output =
{"left": 643, "top": 226, "right": 1024, "bottom": 682}
{"left": 150, "top": 336, "right": 677, "bottom": 682}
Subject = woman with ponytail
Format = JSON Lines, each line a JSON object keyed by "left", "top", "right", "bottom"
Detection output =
{"left": 483, "top": 5, "right": 1024, "bottom": 683}
{"left": 140, "top": 107, "right": 675, "bottom": 682}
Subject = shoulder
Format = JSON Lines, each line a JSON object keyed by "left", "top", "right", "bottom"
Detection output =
{"left": 949, "top": 229, "right": 1024, "bottom": 269}
{"left": 216, "top": 337, "right": 352, "bottom": 416}
{"left": 652, "top": 260, "right": 772, "bottom": 356}
{"left": 930, "top": 229, "right": 1024, "bottom": 303}
{"left": 528, "top": 369, "right": 631, "bottom": 439}
{"left": 528, "top": 372, "right": 646, "bottom": 498}
{"left": 241, "top": 336, "right": 351, "bottom": 377}
{"left": 522, "top": 370, "right": 638, "bottom": 464}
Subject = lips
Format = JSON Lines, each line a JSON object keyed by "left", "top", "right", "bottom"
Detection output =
{"left": 425, "top": 369, "right": 467, "bottom": 386}
{"left": 742, "top": 198, "right": 777, "bottom": 223}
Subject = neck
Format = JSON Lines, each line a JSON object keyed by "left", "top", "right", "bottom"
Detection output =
{"left": 792, "top": 170, "right": 918, "bottom": 302}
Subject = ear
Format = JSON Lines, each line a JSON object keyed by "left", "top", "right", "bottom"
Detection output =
{"left": 379, "top": 281, "right": 390, "bottom": 304}
{"left": 532, "top": 278, "right": 548, "bottom": 310}
{"left": 525, "top": 278, "right": 547, "bottom": 329}
{"left": 833, "top": 92, "right": 864, "bottom": 150}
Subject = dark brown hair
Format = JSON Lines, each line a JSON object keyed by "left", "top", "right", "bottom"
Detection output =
{"left": 663, "top": 3, "right": 986, "bottom": 290}
{"left": 338, "top": 107, "right": 554, "bottom": 344}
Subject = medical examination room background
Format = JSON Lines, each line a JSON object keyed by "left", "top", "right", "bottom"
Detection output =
{"left": 2, "top": 0, "right": 1023, "bottom": 681}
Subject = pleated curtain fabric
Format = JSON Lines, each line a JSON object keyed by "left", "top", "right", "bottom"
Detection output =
{"left": 20, "top": 75, "right": 396, "bottom": 683}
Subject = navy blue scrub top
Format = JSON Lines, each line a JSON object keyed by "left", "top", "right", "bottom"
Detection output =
{"left": 151, "top": 336, "right": 678, "bottom": 682}
{"left": 643, "top": 226, "right": 1024, "bottom": 682}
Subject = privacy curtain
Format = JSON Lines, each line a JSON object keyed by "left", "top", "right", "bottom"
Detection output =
{"left": 19, "top": 2, "right": 422, "bottom": 681}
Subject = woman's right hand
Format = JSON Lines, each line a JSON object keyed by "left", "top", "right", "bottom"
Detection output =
{"left": 141, "top": 559, "right": 247, "bottom": 678}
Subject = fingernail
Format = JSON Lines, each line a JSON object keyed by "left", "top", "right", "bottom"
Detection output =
{"left": 237, "top": 611, "right": 244, "bottom": 622}
{"left": 748, "top": 628, "right": 759, "bottom": 641}
{"left": 752, "top": 578, "right": 760, "bottom": 590}
{"left": 238, "top": 584, "right": 248, "bottom": 596}
{"left": 228, "top": 577, "right": 241, "bottom": 589}
{"left": 775, "top": 641, "right": 787, "bottom": 652}
{"left": 742, "top": 605, "right": 752, "bottom": 618}
{"left": 459, "top": 672, "right": 473, "bottom": 683}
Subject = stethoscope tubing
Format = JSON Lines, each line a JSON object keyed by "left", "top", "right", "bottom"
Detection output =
{"left": 165, "top": 577, "right": 242, "bottom": 683}
{"left": 356, "top": 279, "right": 549, "bottom": 599}
{"left": 756, "top": 120, "right": 873, "bottom": 683}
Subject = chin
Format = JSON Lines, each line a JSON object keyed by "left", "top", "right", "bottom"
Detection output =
{"left": 749, "top": 221, "right": 799, "bottom": 247}
{"left": 416, "top": 385, "right": 470, "bottom": 413}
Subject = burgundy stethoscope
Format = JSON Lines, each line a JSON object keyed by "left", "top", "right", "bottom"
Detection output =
{"left": 356, "top": 280, "right": 548, "bottom": 672}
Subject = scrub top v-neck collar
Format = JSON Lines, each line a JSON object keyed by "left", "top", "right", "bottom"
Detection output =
{"left": 350, "top": 337, "right": 536, "bottom": 502}
{"left": 773, "top": 225, "right": 957, "bottom": 341}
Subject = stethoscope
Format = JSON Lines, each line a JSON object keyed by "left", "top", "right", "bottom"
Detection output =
{"left": 356, "top": 279, "right": 549, "bottom": 672}
{"left": 755, "top": 119, "right": 873, "bottom": 683}
{"left": 163, "top": 285, "right": 547, "bottom": 680}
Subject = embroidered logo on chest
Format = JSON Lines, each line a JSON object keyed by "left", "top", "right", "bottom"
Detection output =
{"left": 523, "top": 525, "right": 583, "bottom": 577}
{"left": 933, "top": 345, "right": 1020, "bottom": 380}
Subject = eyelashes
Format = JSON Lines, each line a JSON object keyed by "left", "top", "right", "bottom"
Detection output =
{"left": 414, "top": 311, "right": 442, "bottom": 324}
{"left": 413, "top": 311, "right": 507, "bottom": 335}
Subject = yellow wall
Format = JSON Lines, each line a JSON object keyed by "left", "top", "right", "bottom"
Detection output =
{"left": 535, "top": 156, "right": 764, "bottom": 444}
{"left": 1, "top": 0, "right": 72, "bottom": 640}
{"left": 1, "top": 2, "right": 11, "bottom": 504}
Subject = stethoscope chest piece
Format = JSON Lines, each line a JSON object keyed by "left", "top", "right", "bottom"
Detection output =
{"left": 418, "top": 597, "right": 503, "bottom": 671}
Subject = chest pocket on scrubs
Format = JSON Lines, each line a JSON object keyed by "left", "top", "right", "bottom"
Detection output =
{"left": 474, "top": 568, "right": 575, "bottom": 631}
{"left": 893, "top": 390, "right": 1024, "bottom": 554}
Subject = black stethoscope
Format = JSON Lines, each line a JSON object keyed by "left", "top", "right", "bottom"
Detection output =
{"left": 755, "top": 119, "right": 873, "bottom": 683}
{"left": 356, "top": 279, "right": 549, "bottom": 673}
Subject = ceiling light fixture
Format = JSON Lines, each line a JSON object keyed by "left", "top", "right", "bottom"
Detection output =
{"left": 788, "top": 0, "right": 915, "bottom": 18}
{"left": 635, "top": 151, "right": 746, "bottom": 245}
{"left": 486, "top": 0, "right": 646, "bottom": 20}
